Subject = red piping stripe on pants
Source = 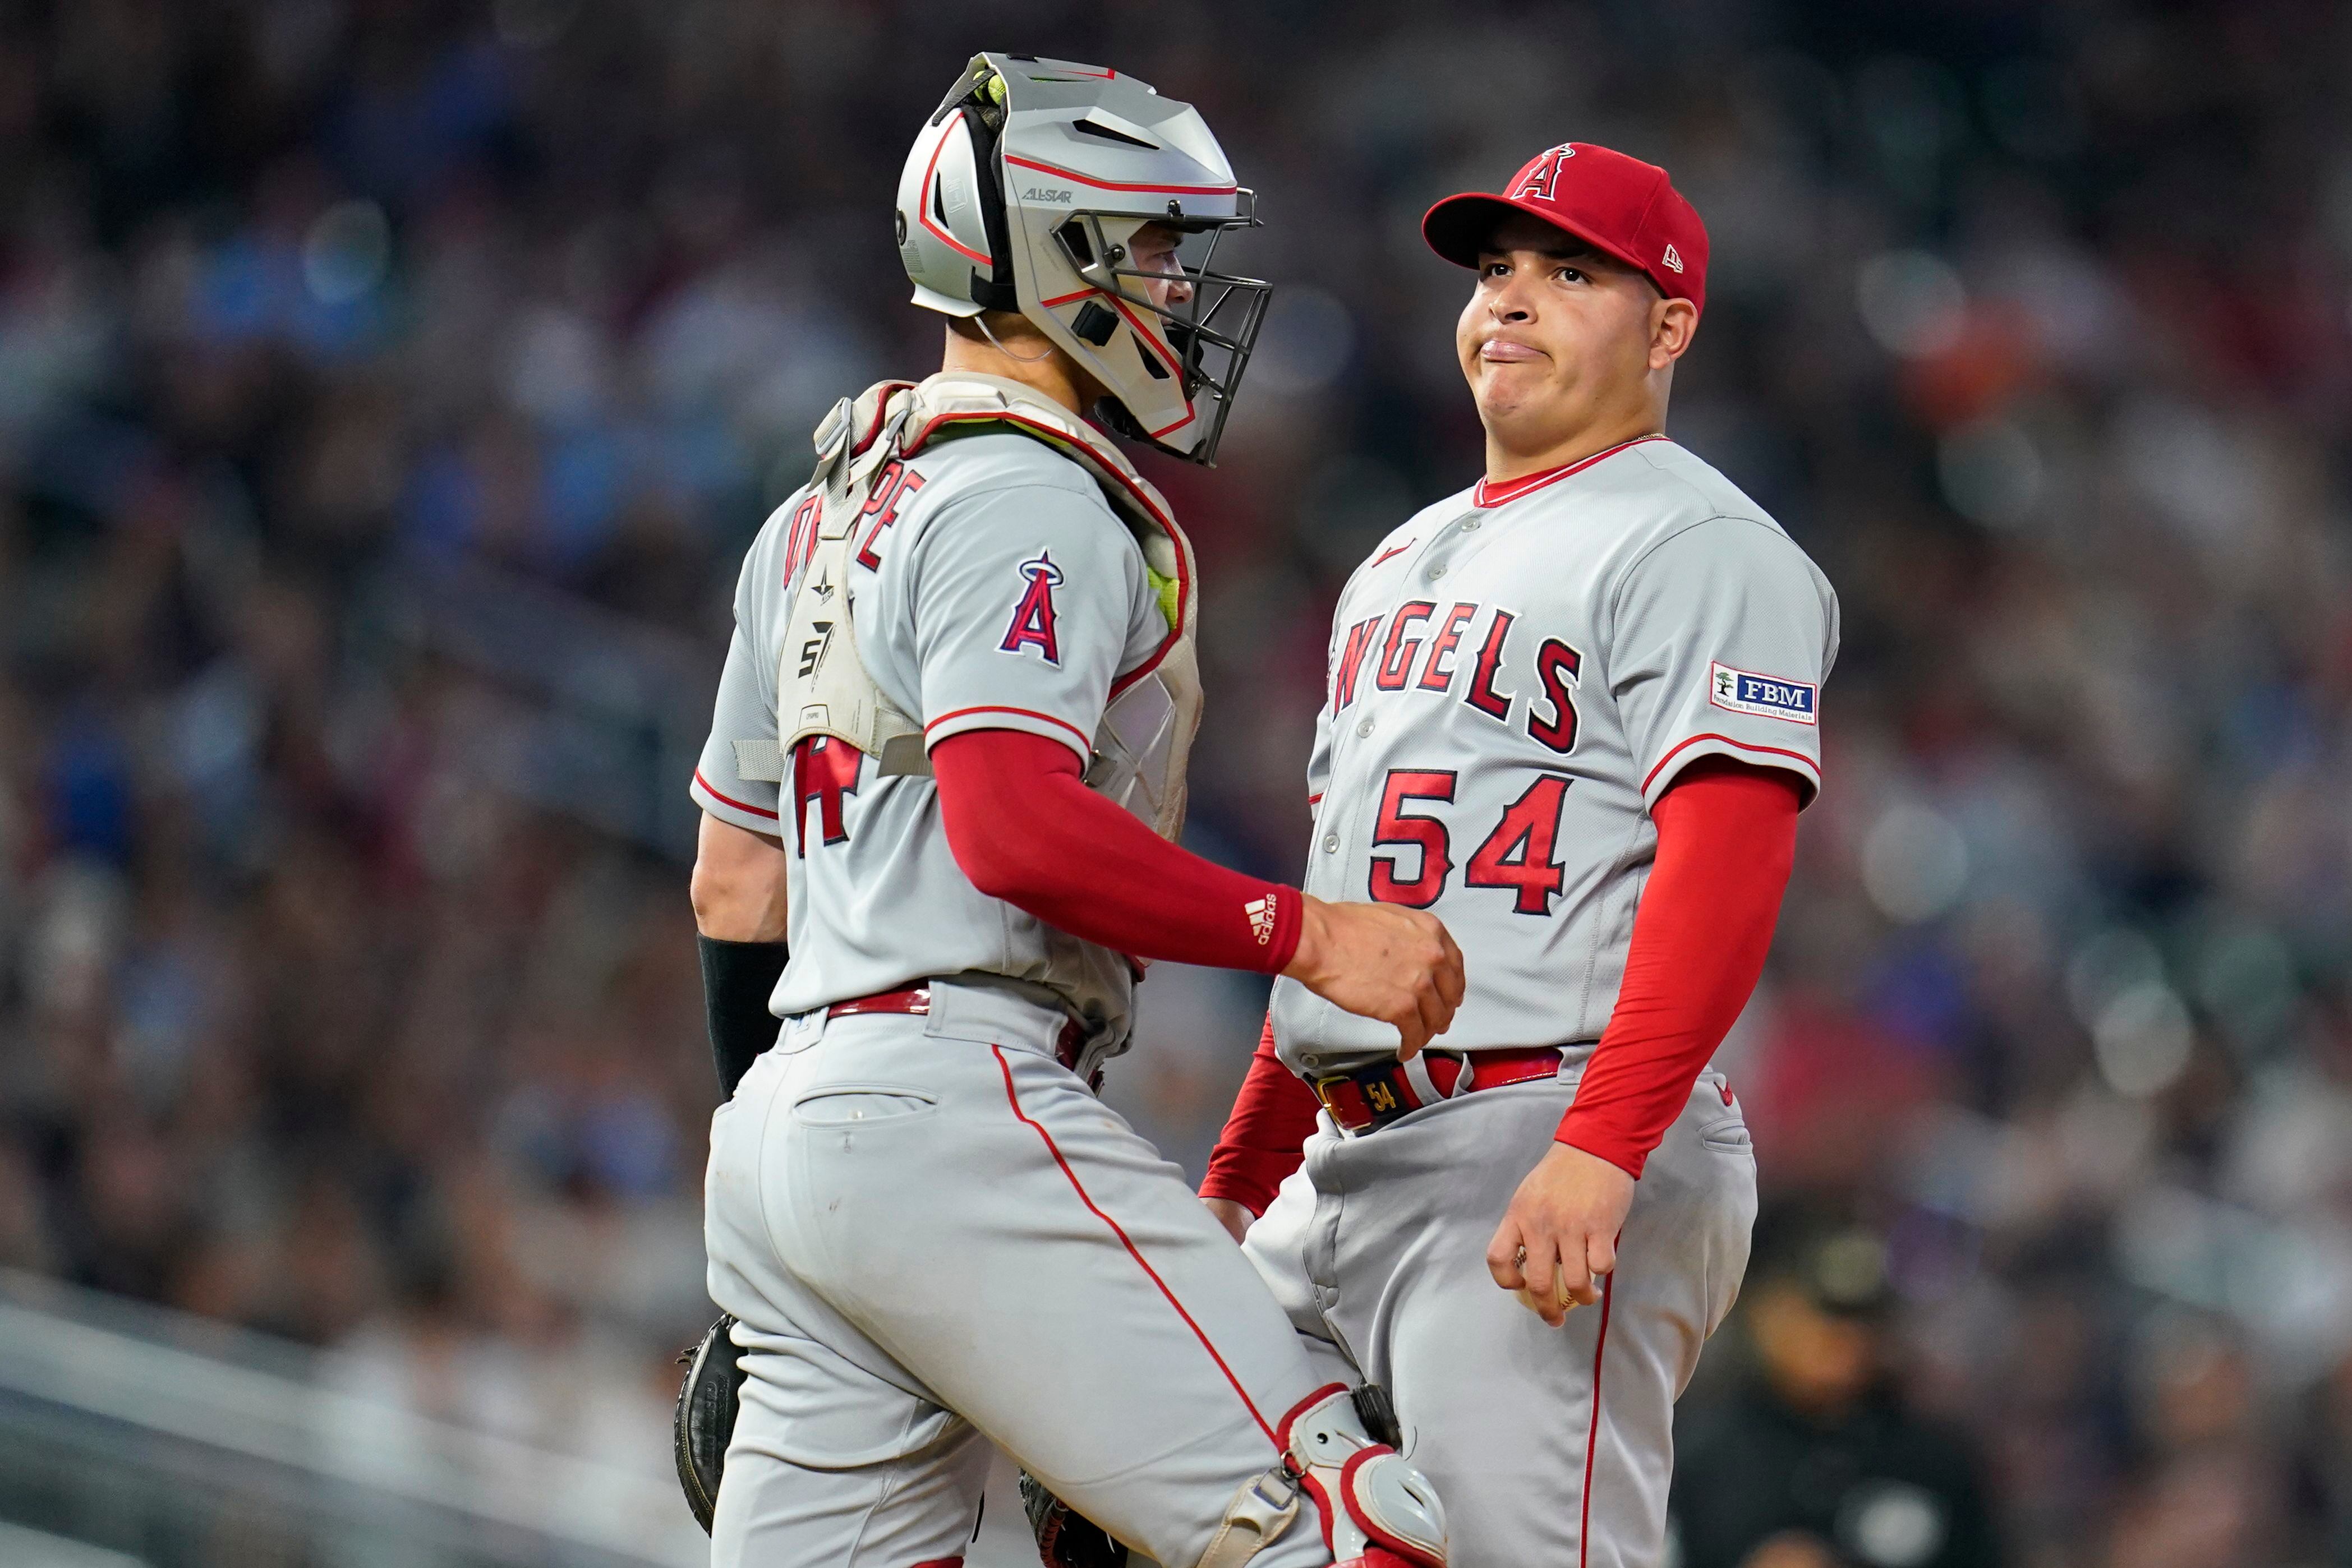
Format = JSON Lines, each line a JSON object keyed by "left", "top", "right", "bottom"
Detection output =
{"left": 1579, "top": 1272, "right": 1616, "bottom": 1568}
{"left": 991, "top": 1045, "right": 1279, "bottom": 1448}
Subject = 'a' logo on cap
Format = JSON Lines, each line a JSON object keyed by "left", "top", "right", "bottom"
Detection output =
{"left": 1513, "top": 143, "right": 1577, "bottom": 203}
{"left": 1661, "top": 242, "right": 1684, "bottom": 274}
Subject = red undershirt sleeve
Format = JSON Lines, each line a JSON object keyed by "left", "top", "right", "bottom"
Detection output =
{"left": 1200, "top": 1014, "right": 1324, "bottom": 1215}
{"left": 931, "top": 728, "right": 1303, "bottom": 975}
{"left": 1555, "top": 758, "right": 1801, "bottom": 1178}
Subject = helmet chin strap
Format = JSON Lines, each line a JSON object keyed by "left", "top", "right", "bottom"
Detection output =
{"left": 975, "top": 311, "right": 1057, "bottom": 364}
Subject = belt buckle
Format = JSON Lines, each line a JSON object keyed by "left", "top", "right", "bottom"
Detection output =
{"left": 1313, "top": 1063, "right": 1414, "bottom": 1134}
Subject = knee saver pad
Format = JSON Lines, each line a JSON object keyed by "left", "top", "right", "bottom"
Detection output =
{"left": 1282, "top": 1385, "right": 1447, "bottom": 1567}
{"left": 1195, "top": 1385, "right": 1447, "bottom": 1568}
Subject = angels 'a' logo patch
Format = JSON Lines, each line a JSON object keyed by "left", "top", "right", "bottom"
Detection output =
{"left": 1709, "top": 661, "right": 1817, "bottom": 724}
{"left": 1513, "top": 143, "right": 1576, "bottom": 202}
{"left": 1000, "top": 552, "right": 1065, "bottom": 663}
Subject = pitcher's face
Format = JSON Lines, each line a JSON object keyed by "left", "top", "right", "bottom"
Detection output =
{"left": 1456, "top": 211, "right": 1681, "bottom": 444}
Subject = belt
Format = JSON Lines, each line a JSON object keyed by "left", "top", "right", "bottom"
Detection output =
{"left": 1313, "top": 1046, "right": 1564, "bottom": 1135}
{"left": 826, "top": 985, "right": 1091, "bottom": 1077}
{"left": 826, "top": 986, "right": 935, "bottom": 1020}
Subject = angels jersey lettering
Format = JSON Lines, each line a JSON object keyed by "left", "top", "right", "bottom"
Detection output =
{"left": 1270, "top": 436, "right": 1839, "bottom": 1070}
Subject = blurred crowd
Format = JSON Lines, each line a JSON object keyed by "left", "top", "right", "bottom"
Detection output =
{"left": 2, "top": 1, "right": 2351, "bottom": 1563}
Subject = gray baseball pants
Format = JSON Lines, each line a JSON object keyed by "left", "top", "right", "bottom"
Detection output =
{"left": 1240, "top": 1057, "right": 1757, "bottom": 1567}
{"left": 703, "top": 978, "right": 1345, "bottom": 1568}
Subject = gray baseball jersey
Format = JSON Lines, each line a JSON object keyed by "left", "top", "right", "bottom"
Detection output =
{"left": 690, "top": 429, "right": 1171, "bottom": 1043}
{"left": 1267, "top": 435, "right": 1838, "bottom": 1073}
{"left": 1239, "top": 435, "right": 1833, "bottom": 1567}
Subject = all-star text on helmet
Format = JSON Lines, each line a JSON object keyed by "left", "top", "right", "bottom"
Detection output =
{"left": 895, "top": 53, "right": 1272, "bottom": 465}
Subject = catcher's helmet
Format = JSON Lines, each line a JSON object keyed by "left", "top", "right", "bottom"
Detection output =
{"left": 895, "top": 53, "right": 1271, "bottom": 465}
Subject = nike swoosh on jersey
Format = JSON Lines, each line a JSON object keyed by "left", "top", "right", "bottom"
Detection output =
{"left": 1370, "top": 539, "right": 1416, "bottom": 566}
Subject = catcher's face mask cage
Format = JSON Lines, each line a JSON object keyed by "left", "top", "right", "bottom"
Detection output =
{"left": 894, "top": 53, "right": 1272, "bottom": 466}
{"left": 1053, "top": 206, "right": 1270, "bottom": 465}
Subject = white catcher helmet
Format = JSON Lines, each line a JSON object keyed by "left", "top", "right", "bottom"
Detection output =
{"left": 895, "top": 53, "right": 1272, "bottom": 465}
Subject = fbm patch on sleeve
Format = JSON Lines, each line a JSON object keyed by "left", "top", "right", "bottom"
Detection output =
{"left": 1707, "top": 661, "right": 1817, "bottom": 725}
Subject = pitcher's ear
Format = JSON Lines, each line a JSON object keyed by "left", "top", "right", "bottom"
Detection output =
{"left": 1651, "top": 297, "right": 1700, "bottom": 368}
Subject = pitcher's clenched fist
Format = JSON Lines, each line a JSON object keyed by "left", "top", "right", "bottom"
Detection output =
{"left": 1282, "top": 896, "right": 1466, "bottom": 1057}
{"left": 1485, "top": 1142, "right": 1633, "bottom": 1326}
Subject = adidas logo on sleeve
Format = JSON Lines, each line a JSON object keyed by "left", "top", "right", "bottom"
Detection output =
{"left": 1244, "top": 894, "right": 1279, "bottom": 946}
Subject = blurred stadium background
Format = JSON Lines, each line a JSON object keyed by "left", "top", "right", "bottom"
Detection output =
{"left": 0, "top": 1, "right": 2348, "bottom": 1564}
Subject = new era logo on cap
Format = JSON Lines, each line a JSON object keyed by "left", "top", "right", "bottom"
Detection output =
{"left": 1662, "top": 242, "right": 1683, "bottom": 274}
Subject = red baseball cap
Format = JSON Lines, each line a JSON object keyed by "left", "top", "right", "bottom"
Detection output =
{"left": 1423, "top": 142, "right": 1708, "bottom": 315}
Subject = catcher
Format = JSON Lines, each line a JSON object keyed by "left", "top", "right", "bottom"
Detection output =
{"left": 675, "top": 54, "right": 1460, "bottom": 1568}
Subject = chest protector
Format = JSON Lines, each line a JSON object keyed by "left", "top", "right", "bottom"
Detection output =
{"left": 769, "top": 371, "right": 1202, "bottom": 842}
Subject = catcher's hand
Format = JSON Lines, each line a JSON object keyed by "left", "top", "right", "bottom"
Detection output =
{"left": 1020, "top": 1470, "right": 1129, "bottom": 1568}
{"left": 674, "top": 1313, "right": 746, "bottom": 1533}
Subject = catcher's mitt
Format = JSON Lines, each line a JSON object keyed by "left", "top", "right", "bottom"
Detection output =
{"left": 674, "top": 1313, "right": 746, "bottom": 1533}
{"left": 1020, "top": 1469, "right": 1129, "bottom": 1568}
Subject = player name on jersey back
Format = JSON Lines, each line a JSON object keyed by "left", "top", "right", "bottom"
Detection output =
{"left": 692, "top": 426, "right": 1179, "bottom": 1045}
{"left": 1269, "top": 438, "right": 1839, "bottom": 1073}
